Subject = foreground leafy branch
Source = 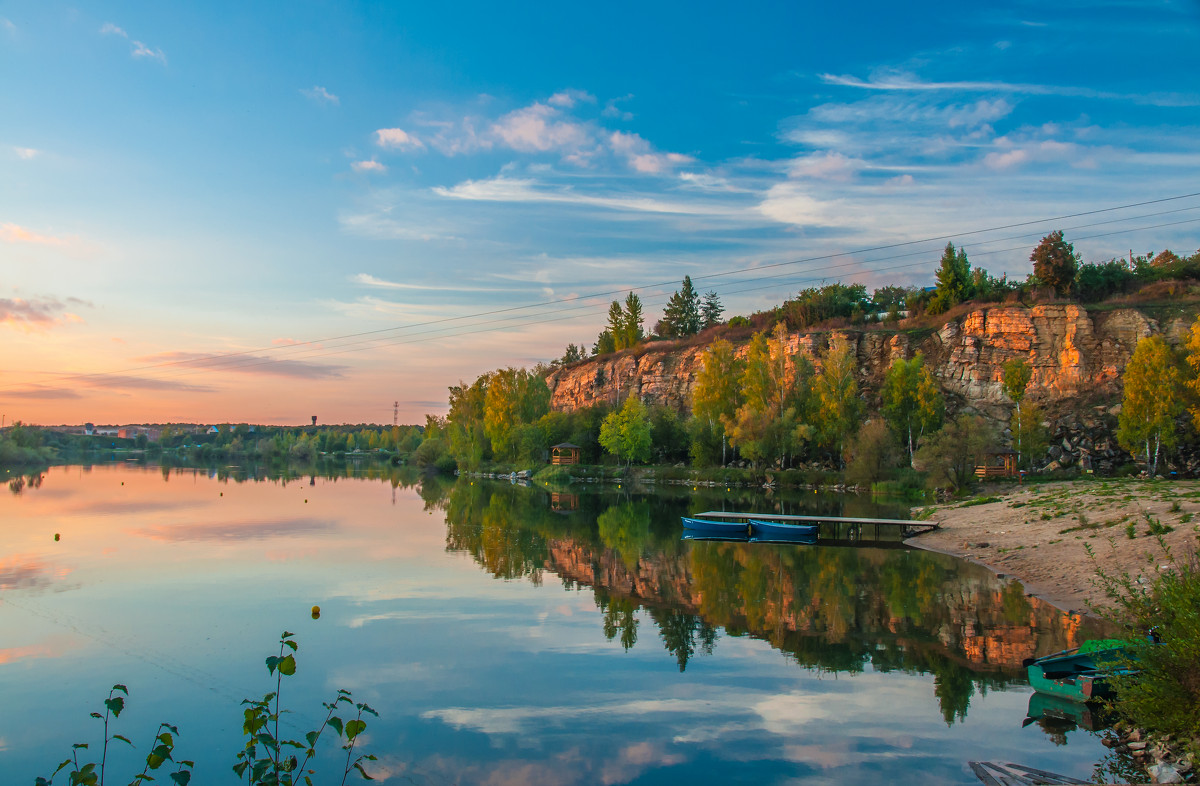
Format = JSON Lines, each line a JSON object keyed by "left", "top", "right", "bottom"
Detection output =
{"left": 36, "top": 632, "right": 375, "bottom": 786}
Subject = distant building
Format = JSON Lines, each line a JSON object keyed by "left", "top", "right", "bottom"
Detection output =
{"left": 84, "top": 422, "right": 95, "bottom": 436}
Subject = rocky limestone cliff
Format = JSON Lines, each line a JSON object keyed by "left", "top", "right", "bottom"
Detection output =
{"left": 546, "top": 304, "right": 1187, "bottom": 421}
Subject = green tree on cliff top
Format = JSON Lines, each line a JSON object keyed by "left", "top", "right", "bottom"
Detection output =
{"left": 1030, "top": 230, "right": 1079, "bottom": 297}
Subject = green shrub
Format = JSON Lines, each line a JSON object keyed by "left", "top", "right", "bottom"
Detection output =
{"left": 1091, "top": 542, "right": 1200, "bottom": 755}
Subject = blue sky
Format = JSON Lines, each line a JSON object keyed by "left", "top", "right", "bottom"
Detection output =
{"left": 2, "top": 1, "right": 1199, "bottom": 424}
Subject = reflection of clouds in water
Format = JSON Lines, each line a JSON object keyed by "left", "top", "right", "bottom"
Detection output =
{"left": 346, "top": 609, "right": 500, "bottom": 628}
{"left": 423, "top": 695, "right": 754, "bottom": 735}
{"left": 0, "top": 635, "right": 74, "bottom": 665}
{"left": 599, "top": 741, "right": 684, "bottom": 785}
{"left": 423, "top": 676, "right": 943, "bottom": 777}
{"left": 377, "top": 745, "right": 678, "bottom": 786}
{"left": 132, "top": 517, "right": 333, "bottom": 542}
{"left": 0, "top": 555, "right": 70, "bottom": 592}
{"left": 67, "top": 498, "right": 193, "bottom": 515}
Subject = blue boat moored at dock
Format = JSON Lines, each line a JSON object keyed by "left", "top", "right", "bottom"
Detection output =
{"left": 681, "top": 516, "right": 750, "bottom": 536}
{"left": 749, "top": 519, "right": 817, "bottom": 541}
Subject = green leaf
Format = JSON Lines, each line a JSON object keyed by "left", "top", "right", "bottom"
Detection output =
{"left": 265, "top": 655, "right": 280, "bottom": 675}
{"left": 73, "top": 743, "right": 89, "bottom": 750}
{"left": 280, "top": 630, "right": 294, "bottom": 638}
{"left": 180, "top": 761, "right": 194, "bottom": 768}
{"left": 112, "top": 684, "right": 129, "bottom": 695}
{"left": 91, "top": 712, "right": 103, "bottom": 719}
{"left": 105, "top": 696, "right": 125, "bottom": 718}
{"left": 169, "top": 772, "right": 191, "bottom": 786}
{"left": 163, "top": 724, "right": 179, "bottom": 735}
{"left": 283, "top": 639, "right": 298, "bottom": 651}
{"left": 359, "top": 703, "right": 378, "bottom": 717}
{"left": 113, "top": 734, "right": 133, "bottom": 746}
{"left": 345, "top": 719, "right": 366, "bottom": 741}
{"left": 157, "top": 732, "right": 173, "bottom": 747}
{"left": 353, "top": 761, "right": 375, "bottom": 781}
{"left": 305, "top": 730, "right": 319, "bottom": 747}
{"left": 327, "top": 716, "right": 343, "bottom": 736}
{"left": 277, "top": 654, "right": 296, "bottom": 676}
{"left": 232, "top": 762, "right": 249, "bottom": 777}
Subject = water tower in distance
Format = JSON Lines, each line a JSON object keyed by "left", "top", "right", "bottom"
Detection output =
{"left": 311, "top": 415, "right": 317, "bottom": 426}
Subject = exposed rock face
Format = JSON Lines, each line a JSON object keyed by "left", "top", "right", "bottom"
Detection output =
{"left": 546, "top": 305, "right": 1163, "bottom": 420}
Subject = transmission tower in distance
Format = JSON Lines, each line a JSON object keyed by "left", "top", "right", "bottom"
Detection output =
{"left": 393, "top": 401, "right": 399, "bottom": 427}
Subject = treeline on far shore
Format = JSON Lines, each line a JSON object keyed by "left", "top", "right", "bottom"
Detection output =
{"left": 0, "top": 422, "right": 426, "bottom": 470}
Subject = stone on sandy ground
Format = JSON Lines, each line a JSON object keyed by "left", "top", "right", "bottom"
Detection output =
{"left": 1147, "top": 762, "right": 1185, "bottom": 783}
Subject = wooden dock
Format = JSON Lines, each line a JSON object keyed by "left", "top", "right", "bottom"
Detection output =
{"left": 694, "top": 511, "right": 937, "bottom": 542}
{"left": 968, "top": 761, "right": 1088, "bottom": 785}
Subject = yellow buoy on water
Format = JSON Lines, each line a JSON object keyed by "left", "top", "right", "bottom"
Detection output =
{"left": 311, "top": 605, "right": 321, "bottom": 619}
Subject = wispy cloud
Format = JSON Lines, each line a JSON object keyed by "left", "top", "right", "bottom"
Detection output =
{"left": 0, "top": 296, "right": 86, "bottom": 331}
{"left": 375, "top": 127, "right": 426, "bottom": 151}
{"left": 351, "top": 273, "right": 509, "bottom": 292}
{"left": 602, "top": 94, "right": 635, "bottom": 121}
{"left": 12, "top": 147, "right": 37, "bottom": 160}
{"left": 546, "top": 89, "right": 595, "bottom": 109}
{"left": 490, "top": 102, "right": 595, "bottom": 157}
{"left": 99, "top": 22, "right": 166, "bottom": 65}
{"left": 433, "top": 176, "right": 742, "bottom": 217}
{"left": 75, "top": 374, "right": 216, "bottom": 393}
{"left": 301, "top": 85, "right": 339, "bottom": 105}
{"left": 351, "top": 159, "right": 387, "bottom": 173}
{"left": 1, "top": 17, "right": 16, "bottom": 35}
{"left": 0, "top": 223, "right": 70, "bottom": 246}
{"left": 338, "top": 210, "right": 460, "bottom": 241}
{"left": 819, "top": 69, "right": 1200, "bottom": 107}
{"left": 138, "top": 351, "right": 347, "bottom": 380}
{"left": 609, "top": 131, "right": 693, "bottom": 174}
{"left": 374, "top": 92, "right": 691, "bottom": 172}
{"left": 0, "top": 385, "right": 82, "bottom": 400}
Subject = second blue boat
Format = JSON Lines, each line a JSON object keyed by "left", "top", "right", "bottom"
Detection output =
{"left": 749, "top": 519, "right": 818, "bottom": 540}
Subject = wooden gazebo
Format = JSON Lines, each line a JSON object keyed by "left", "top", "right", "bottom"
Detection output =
{"left": 975, "top": 450, "right": 1019, "bottom": 478}
{"left": 550, "top": 443, "right": 582, "bottom": 466}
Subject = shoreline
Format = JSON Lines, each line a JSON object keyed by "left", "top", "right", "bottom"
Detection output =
{"left": 905, "top": 478, "right": 1200, "bottom": 616}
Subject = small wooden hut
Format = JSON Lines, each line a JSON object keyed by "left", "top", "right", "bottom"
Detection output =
{"left": 550, "top": 443, "right": 581, "bottom": 466}
{"left": 975, "top": 450, "right": 1018, "bottom": 478}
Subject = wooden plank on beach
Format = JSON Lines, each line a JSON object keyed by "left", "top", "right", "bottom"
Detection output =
{"left": 967, "top": 762, "right": 1089, "bottom": 785}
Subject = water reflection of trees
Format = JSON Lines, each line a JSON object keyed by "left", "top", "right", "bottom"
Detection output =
{"left": 438, "top": 479, "right": 1112, "bottom": 725}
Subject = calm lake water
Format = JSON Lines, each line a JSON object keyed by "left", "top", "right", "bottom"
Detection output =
{"left": 1, "top": 463, "right": 1118, "bottom": 784}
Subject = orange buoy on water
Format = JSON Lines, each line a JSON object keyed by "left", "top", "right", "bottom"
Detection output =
{"left": 54, "top": 533, "right": 60, "bottom": 541}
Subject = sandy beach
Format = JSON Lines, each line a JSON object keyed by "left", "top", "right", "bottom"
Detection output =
{"left": 908, "top": 479, "right": 1200, "bottom": 614}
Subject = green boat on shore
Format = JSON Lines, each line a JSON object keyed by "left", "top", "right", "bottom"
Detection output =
{"left": 1023, "top": 639, "right": 1130, "bottom": 702}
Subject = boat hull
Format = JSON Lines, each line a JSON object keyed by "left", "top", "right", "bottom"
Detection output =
{"left": 1025, "top": 639, "right": 1129, "bottom": 703}
{"left": 749, "top": 519, "right": 818, "bottom": 540}
{"left": 681, "top": 517, "right": 749, "bottom": 535}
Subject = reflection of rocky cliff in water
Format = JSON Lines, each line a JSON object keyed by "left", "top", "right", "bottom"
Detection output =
{"left": 440, "top": 482, "right": 1113, "bottom": 724}
{"left": 547, "top": 535, "right": 1103, "bottom": 673}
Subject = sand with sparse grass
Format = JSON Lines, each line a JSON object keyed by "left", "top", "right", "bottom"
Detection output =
{"left": 908, "top": 479, "right": 1200, "bottom": 614}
